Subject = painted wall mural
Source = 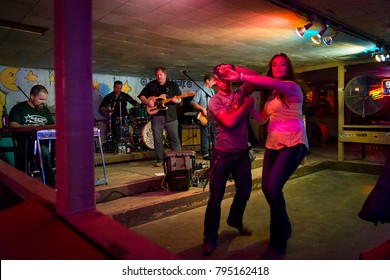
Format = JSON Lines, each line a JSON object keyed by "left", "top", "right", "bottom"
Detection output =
{"left": 0, "top": 65, "right": 199, "bottom": 127}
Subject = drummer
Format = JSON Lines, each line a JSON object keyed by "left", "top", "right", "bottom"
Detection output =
{"left": 99, "top": 80, "right": 140, "bottom": 140}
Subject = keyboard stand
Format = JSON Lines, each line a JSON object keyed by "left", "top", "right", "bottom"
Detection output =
{"left": 94, "top": 128, "right": 108, "bottom": 186}
{"left": 36, "top": 128, "right": 108, "bottom": 186}
{"left": 36, "top": 129, "right": 56, "bottom": 185}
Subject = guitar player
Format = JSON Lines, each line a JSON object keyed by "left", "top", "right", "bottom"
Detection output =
{"left": 138, "top": 66, "right": 182, "bottom": 167}
{"left": 191, "top": 73, "right": 216, "bottom": 160}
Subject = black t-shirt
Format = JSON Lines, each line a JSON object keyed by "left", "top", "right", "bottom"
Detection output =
{"left": 9, "top": 101, "right": 55, "bottom": 153}
{"left": 9, "top": 101, "right": 54, "bottom": 126}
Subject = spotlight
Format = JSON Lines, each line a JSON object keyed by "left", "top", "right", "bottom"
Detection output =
{"left": 323, "top": 36, "right": 334, "bottom": 46}
{"left": 374, "top": 51, "right": 390, "bottom": 62}
{"left": 296, "top": 15, "right": 317, "bottom": 38}
{"left": 311, "top": 23, "right": 328, "bottom": 44}
{"left": 296, "top": 22, "right": 313, "bottom": 37}
{"left": 323, "top": 27, "right": 341, "bottom": 46}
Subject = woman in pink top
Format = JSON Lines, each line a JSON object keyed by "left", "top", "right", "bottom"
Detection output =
{"left": 223, "top": 53, "right": 309, "bottom": 259}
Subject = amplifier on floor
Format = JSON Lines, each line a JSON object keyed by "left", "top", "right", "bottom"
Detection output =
{"left": 163, "top": 150, "right": 196, "bottom": 191}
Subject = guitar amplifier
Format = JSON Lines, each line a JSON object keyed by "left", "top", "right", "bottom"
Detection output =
{"left": 163, "top": 150, "right": 196, "bottom": 191}
{"left": 181, "top": 125, "right": 200, "bottom": 146}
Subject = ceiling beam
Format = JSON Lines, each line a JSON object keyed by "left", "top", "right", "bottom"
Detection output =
{"left": 0, "top": 19, "right": 49, "bottom": 35}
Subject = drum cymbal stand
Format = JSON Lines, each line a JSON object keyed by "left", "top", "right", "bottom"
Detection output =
{"left": 116, "top": 99, "right": 126, "bottom": 154}
{"left": 117, "top": 98, "right": 138, "bottom": 153}
{"left": 102, "top": 108, "right": 118, "bottom": 153}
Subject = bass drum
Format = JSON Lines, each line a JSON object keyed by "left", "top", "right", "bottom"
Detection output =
{"left": 131, "top": 121, "right": 154, "bottom": 150}
{"left": 130, "top": 121, "right": 168, "bottom": 150}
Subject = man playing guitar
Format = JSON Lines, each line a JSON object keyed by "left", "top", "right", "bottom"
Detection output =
{"left": 138, "top": 66, "right": 182, "bottom": 167}
{"left": 191, "top": 74, "right": 216, "bottom": 160}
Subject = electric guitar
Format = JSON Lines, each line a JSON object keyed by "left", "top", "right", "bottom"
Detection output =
{"left": 147, "top": 92, "right": 195, "bottom": 115}
{"left": 196, "top": 112, "right": 208, "bottom": 126}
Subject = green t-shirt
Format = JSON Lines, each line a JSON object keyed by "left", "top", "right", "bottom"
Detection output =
{"left": 9, "top": 101, "right": 54, "bottom": 126}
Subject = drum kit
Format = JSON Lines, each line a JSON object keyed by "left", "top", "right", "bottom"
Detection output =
{"left": 102, "top": 103, "right": 166, "bottom": 153}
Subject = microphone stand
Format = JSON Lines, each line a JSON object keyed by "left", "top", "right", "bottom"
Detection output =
{"left": 17, "top": 86, "right": 31, "bottom": 100}
{"left": 182, "top": 71, "right": 213, "bottom": 100}
{"left": 181, "top": 71, "right": 214, "bottom": 171}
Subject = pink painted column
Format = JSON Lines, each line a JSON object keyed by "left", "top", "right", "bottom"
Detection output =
{"left": 54, "top": 0, "right": 95, "bottom": 214}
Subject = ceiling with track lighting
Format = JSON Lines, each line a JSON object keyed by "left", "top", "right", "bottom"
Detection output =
{"left": 0, "top": 0, "right": 389, "bottom": 83}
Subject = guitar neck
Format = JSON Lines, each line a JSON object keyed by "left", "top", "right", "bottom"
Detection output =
{"left": 162, "top": 97, "right": 174, "bottom": 106}
{"left": 163, "top": 93, "right": 194, "bottom": 105}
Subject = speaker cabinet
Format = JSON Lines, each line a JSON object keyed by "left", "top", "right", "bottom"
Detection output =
{"left": 163, "top": 150, "right": 196, "bottom": 191}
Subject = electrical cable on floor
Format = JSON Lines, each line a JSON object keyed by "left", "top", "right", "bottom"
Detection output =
{"left": 100, "top": 190, "right": 128, "bottom": 203}
{"left": 99, "top": 185, "right": 157, "bottom": 203}
{"left": 161, "top": 160, "right": 169, "bottom": 191}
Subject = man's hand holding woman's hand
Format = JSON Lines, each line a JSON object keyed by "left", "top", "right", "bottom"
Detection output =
{"left": 216, "top": 64, "right": 239, "bottom": 81}
{"left": 223, "top": 69, "right": 240, "bottom": 81}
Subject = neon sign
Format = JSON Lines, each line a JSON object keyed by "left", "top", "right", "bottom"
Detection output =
{"left": 368, "top": 78, "right": 390, "bottom": 99}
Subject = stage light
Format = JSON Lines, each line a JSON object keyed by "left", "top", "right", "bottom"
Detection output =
{"left": 296, "top": 15, "right": 317, "bottom": 38}
{"left": 323, "top": 27, "right": 341, "bottom": 46}
{"left": 374, "top": 50, "right": 390, "bottom": 62}
{"left": 296, "top": 22, "right": 313, "bottom": 37}
{"left": 311, "top": 23, "right": 328, "bottom": 44}
{"left": 323, "top": 36, "right": 334, "bottom": 45}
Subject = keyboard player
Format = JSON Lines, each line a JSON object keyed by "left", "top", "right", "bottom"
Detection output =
{"left": 9, "top": 85, "right": 56, "bottom": 188}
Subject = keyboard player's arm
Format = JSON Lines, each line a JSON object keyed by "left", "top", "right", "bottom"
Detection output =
{"left": 9, "top": 121, "right": 29, "bottom": 128}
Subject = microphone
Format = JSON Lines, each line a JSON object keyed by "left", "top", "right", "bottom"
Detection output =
{"left": 180, "top": 69, "right": 189, "bottom": 74}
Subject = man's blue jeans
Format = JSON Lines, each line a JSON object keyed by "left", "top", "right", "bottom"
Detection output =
{"left": 203, "top": 148, "right": 252, "bottom": 241}
{"left": 200, "top": 120, "right": 216, "bottom": 156}
{"left": 151, "top": 115, "right": 181, "bottom": 162}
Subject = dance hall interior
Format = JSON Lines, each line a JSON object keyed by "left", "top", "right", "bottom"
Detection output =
{"left": 1, "top": 0, "right": 390, "bottom": 261}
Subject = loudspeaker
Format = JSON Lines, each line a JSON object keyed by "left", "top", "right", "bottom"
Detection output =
{"left": 163, "top": 150, "right": 196, "bottom": 191}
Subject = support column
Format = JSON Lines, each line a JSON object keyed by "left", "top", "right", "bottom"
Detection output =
{"left": 337, "top": 64, "right": 345, "bottom": 161}
{"left": 54, "top": 0, "right": 95, "bottom": 214}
